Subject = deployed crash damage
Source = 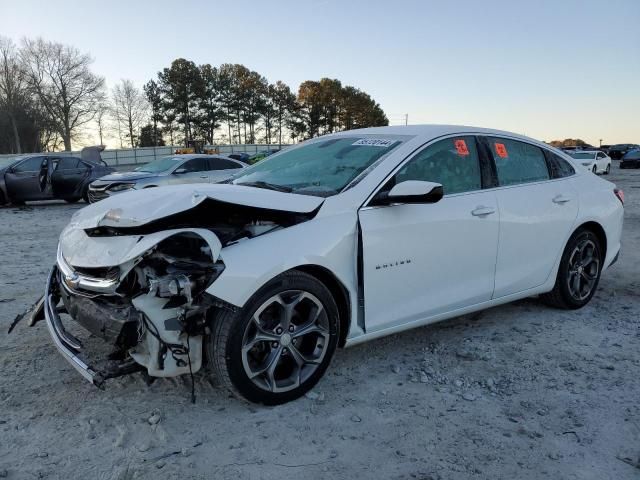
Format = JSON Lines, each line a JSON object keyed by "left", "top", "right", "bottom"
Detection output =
{"left": 19, "top": 184, "right": 321, "bottom": 397}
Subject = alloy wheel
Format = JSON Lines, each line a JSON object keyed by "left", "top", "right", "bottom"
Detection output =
{"left": 241, "top": 290, "right": 330, "bottom": 393}
{"left": 566, "top": 239, "right": 600, "bottom": 301}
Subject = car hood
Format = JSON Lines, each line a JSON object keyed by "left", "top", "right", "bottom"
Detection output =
{"left": 68, "top": 183, "right": 325, "bottom": 230}
{"left": 95, "top": 171, "right": 161, "bottom": 182}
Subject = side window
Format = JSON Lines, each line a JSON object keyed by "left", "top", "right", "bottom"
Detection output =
{"left": 597, "top": 152, "right": 605, "bottom": 159}
{"left": 180, "top": 158, "right": 208, "bottom": 172}
{"left": 545, "top": 151, "right": 575, "bottom": 179}
{"left": 56, "top": 157, "right": 80, "bottom": 170}
{"left": 394, "top": 136, "right": 482, "bottom": 195}
{"left": 487, "top": 137, "right": 549, "bottom": 186}
{"left": 209, "top": 158, "right": 241, "bottom": 170}
{"left": 12, "top": 157, "right": 45, "bottom": 173}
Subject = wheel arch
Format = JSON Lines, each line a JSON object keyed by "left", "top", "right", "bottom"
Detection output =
{"left": 290, "top": 264, "right": 351, "bottom": 348}
{"left": 575, "top": 221, "right": 607, "bottom": 259}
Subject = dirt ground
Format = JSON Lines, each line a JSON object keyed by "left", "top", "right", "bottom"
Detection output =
{"left": 1, "top": 168, "right": 639, "bottom": 480}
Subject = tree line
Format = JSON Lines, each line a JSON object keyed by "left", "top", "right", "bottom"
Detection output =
{"left": 0, "top": 36, "right": 388, "bottom": 154}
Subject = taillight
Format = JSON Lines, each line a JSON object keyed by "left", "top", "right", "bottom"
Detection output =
{"left": 614, "top": 188, "right": 624, "bottom": 205}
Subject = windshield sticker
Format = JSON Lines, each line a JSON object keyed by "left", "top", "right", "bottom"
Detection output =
{"left": 454, "top": 139, "right": 470, "bottom": 156}
{"left": 352, "top": 138, "right": 395, "bottom": 148}
{"left": 495, "top": 142, "right": 508, "bottom": 158}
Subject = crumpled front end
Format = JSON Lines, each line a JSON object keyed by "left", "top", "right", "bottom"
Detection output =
{"left": 44, "top": 226, "right": 224, "bottom": 386}
{"left": 29, "top": 185, "right": 320, "bottom": 388}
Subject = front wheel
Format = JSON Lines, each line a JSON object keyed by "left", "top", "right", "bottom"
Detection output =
{"left": 541, "top": 229, "right": 602, "bottom": 309}
{"left": 592, "top": 165, "right": 598, "bottom": 174}
{"left": 207, "top": 271, "right": 339, "bottom": 405}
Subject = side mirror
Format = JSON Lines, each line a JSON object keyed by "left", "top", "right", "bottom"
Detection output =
{"left": 174, "top": 168, "right": 187, "bottom": 174}
{"left": 372, "top": 180, "right": 444, "bottom": 206}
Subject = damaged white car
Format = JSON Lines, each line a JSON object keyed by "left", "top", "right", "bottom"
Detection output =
{"left": 17, "top": 125, "right": 624, "bottom": 405}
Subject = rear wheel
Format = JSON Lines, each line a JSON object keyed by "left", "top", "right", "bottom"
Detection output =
{"left": 605, "top": 164, "right": 611, "bottom": 175}
{"left": 208, "top": 271, "right": 339, "bottom": 405}
{"left": 541, "top": 229, "right": 602, "bottom": 309}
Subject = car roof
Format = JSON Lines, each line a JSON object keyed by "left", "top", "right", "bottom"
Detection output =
{"left": 329, "top": 124, "right": 546, "bottom": 146}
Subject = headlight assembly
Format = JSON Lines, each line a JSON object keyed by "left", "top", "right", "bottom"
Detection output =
{"left": 109, "top": 183, "right": 136, "bottom": 192}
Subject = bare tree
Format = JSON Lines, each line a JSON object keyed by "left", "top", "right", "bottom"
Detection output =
{"left": 94, "top": 95, "right": 110, "bottom": 146}
{"left": 20, "top": 38, "right": 104, "bottom": 151}
{"left": 112, "top": 79, "right": 148, "bottom": 148}
{"left": 0, "top": 36, "right": 28, "bottom": 153}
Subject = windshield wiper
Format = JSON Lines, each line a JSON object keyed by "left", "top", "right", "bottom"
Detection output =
{"left": 236, "top": 181, "right": 293, "bottom": 193}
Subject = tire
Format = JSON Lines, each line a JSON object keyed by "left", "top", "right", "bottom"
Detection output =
{"left": 592, "top": 165, "right": 597, "bottom": 174}
{"left": 207, "top": 270, "right": 340, "bottom": 405}
{"left": 0, "top": 190, "right": 6, "bottom": 206}
{"left": 541, "top": 229, "right": 603, "bottom": 309}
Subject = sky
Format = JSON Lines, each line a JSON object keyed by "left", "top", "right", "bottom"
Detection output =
{"left": 1, "top": 0, "right": 639, "bottom": 146}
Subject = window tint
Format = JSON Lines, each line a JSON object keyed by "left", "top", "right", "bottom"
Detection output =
{"left": 180, "top": 158, "right": 208, "bottom": 172}
{"left": 487, "top": 138, "right": 549, "bottom": 186}
{"left": 545, "top": 151, "right": 576, "bottom": 178}
{"left": 12, "top": 157, "right": 45, "bottom": 172}
{"left": 56, "top": 157, "right": 80, "bottom": 170}
{"left": 394, "top": 136, "right": 482, "bottom": 194}
{"left": 597, "top": 152, "right": 605, "bottom": 159}
{"left": 209, "top": 157, "right": 241, "bottom": 170}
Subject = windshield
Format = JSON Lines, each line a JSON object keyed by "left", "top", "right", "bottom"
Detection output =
{"left": 569, "top": 152, "right": 596, "bottom": 160}
{"left": 231, "top": 136, "right": 405, "bottom": 197}
{"left": 135, "top": 156, "right": 183, "bottom": 173}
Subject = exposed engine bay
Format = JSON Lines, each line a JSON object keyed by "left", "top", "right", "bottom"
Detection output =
{"left": 15, "top": 192, "right": 320, "bottom": 398}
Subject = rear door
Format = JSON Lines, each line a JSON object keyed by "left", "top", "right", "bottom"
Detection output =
{"left": 5, "top": 156, "right": 48, "bottom": 201}
{"left": 482, "top": 136, "right": 579, "bottom": 298}
{"left": 207, "top": 157, "right": 244, "bottom": 183}
{"left": 359, "top": 135, "right": 500, "bottom": 332}
{"left": 50, "top": 157, "right": 89, "bottom": 198}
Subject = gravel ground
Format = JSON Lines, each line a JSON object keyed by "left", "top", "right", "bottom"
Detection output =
{"left": 1, "top": 168, "right": 639, "bottom": 480}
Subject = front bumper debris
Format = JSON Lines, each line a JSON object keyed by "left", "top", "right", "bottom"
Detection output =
{"left": 42, "top": 266, "right": 143, "bottom": 387}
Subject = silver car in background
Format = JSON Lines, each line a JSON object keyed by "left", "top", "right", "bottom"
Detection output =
{"left": 87, "top": 154, "right": 246, "bottom": 202}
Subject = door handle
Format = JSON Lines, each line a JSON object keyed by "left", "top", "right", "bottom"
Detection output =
{"left": 471, "top": 206, "right": 496, "bottom": 217}
{"left": 199, "top": 175, "right": 208, "bottom": 179}
{"left": 552, "top": 194, "right": 572, "bottom": 204}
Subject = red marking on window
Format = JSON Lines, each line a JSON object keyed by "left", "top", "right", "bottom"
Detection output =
{"left": 495, "top": 143, "right": 508, "bottom": 158}
{"left": 454, "top": 139, "right": 469, "bottom": 156}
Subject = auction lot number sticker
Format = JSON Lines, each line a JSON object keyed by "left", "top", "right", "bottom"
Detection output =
{"left": 352, "top": 138, "right": 395, "bottom": 147}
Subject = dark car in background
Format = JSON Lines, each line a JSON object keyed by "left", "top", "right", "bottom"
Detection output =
{"left": 620, "top": 149, "right": 640, "bottom": 169}
{"left": 227, "top": 152, "right": 251, "bottom": 163}
{"left": 0, "top": 151, "right": 113, "bottom": 206}
{"left": 608, "top": 144, "right": 639, "bottom": 160}
{"left": 88, "top": 154, "right": 246, "bottom": 203}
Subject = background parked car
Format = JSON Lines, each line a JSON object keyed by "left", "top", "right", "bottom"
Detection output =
{"left": 608, "top": 143, "right": 639, "bottom": 160}
{"left": 568, "top": 150, "right": 611, "bottom": 174}
{"left": 620, "top": 149, "right": 640, "bottom": 169}
{"left": 248, "top": 149, "right": 280, "bottom": 164}
{"left": 88, "top": 154, "right": 246, "bottom": 202}
{"left": 0, "top": 151, "right": 113, "bottom": 206}
{"left": 227, "top": 152, "right": 251, "bottom": 163}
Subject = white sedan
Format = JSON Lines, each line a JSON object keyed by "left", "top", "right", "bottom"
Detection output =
{"left": 569, "top": 150, "right": 612, "bottom": 174}
{"left": 26, "top": 125, "right": 624, "bottom": 405}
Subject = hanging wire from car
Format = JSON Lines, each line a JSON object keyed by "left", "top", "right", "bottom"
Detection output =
{"left": 140, "top": 313, "right": 196, "bottom": 403}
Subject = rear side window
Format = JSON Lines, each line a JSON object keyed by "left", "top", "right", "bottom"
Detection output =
{"left": 56, "top": 157, "right": 80, "bottom": 170}
{"left": 209, "top": 158, "right": 241, "bottom": 170}
{"left": 487, "top": 138, "right": 549, "bottom": 186}
{"left": 394, "top": 136, "right": 482, "bottom": 195}
{"left": 545, "top": 151, "right": 575, "bottom": 178}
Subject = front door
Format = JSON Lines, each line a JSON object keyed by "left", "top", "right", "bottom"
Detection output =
{"left": 5, "top": 156, "right": 48, "bottom": 201}
{"left": 358, "top": 136, "right": 500, "bottom": 332}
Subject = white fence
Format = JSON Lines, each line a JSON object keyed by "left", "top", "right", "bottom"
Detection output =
{"left": 0, "top": 144, "right": 291, "bottom": 167}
